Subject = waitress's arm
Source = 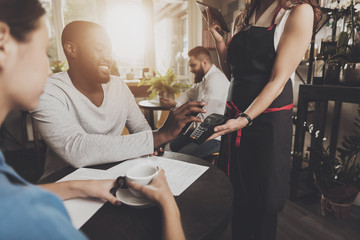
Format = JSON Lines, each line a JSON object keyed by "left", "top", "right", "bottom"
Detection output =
{"left": 207, "top": 9, "right": 231, "bottom": 79}
{"left": 211, "top": 28, "right": 231, "bottom": 79}
{"left": 209, "top": 3, "right": 314, "bottom": 139}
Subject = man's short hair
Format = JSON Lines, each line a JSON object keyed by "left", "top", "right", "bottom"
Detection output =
{"left": 61, "top": 21, "right": 103, "bottom": 47}
{"left": 188, "top": 46, "right": 212, "bottom": 63}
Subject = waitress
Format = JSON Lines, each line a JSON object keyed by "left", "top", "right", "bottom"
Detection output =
{"left": 208, "top": 0, "right": 321, "bottom": 239}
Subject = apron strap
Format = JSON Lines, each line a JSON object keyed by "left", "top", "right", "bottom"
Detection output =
{"left": 226, "top": 101, "right": 242, "bottom": 147}
{"left": 267, "top": 5, "right": 282, "bottom": 31}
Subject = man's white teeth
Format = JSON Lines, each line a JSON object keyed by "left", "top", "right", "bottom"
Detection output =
{"left": 100, "top": 66, "right": 109, "bottom": 70}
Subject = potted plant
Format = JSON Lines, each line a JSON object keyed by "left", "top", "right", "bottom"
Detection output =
{"left": 138, "top": 67, "right": 190, "bottom": 101}
{"left": 324, "top": 0, "right": 360, "bottom": 85}
{"left": 312, "top": 107, "right": 360, "bottom": 220}
{"left": 342, "top": 0, "right": 360, "bottom": 85}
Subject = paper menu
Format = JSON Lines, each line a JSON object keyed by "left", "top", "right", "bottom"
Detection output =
{"left": 57, "top": 156, "right": 209, "bottom": 229}
{"left": 57, "top": 168, "right": 114, "bottom": 229}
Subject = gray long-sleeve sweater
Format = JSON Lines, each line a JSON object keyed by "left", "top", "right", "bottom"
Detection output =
{"left": 31, "top": 72, "right": 153, "bottom": 178}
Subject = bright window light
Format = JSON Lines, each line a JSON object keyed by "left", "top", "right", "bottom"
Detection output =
{"left": 105, "top": 1, "right": 145, "bottom": 67}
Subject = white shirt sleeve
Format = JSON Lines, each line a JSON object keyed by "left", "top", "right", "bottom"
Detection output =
{"left": 201, "top": 71, "right": 230, "bottom": 118}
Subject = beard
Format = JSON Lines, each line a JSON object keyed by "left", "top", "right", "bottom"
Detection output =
{"left": 194, "top": 68, "right": 205, "bottom": 83}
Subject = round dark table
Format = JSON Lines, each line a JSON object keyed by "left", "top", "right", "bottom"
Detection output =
{"left": 138, "top": 100, "right": 168, "bottom": 129}
{"left": 40, "top": 152, "right": 233, "bottom": 240}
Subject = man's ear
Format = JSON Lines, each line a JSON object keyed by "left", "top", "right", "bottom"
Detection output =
{"left": 63, "top": 41, "right": 78, "bottom": 58}
{"left": 201, "top": 58, "right": 208, "bottom": 69}
{"left": 0, "top": 21, "right": 12, "bottom": 71}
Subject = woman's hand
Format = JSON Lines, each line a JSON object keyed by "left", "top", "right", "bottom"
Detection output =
{"left": 128, "top": 169, "right": 174, "bottom": 206}
{"left": 207, "top": 117, "right": 248, "bottom": 140}
{"left": 129, "top": 169, "right": 185, "bottom": 240}
{"left": 40, "top": 179, "right": 121, "bottom": 206}
{"left": 206, "top": 7, "right": 224, "bottom": 43}
{"left": 75, "top": 180, "right": 122, "bottom": 206}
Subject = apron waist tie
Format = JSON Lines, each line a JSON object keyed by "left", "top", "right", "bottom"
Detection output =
{"left": 226, "top": 101, "right": 293, "bottom": 176}
{"left": 227, "top": 101, "right": 293, "bottom": 147}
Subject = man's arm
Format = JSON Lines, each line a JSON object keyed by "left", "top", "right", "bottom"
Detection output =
{"left": 125, "top": 86, "right": 153, "bottom": 133}
{"left": 31, "top": 85, "right": 154, "bottom": 168}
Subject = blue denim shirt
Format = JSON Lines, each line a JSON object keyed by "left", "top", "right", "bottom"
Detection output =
{"left": 0, "top": 151, "right": 87, "bottom": 239}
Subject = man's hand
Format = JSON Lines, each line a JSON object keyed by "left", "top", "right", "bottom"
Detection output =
{"left": 160, "top": 97, "right": 176, "bottom": 109}
{"left": 153, "top": 101, "right": 206, "bottom": 147}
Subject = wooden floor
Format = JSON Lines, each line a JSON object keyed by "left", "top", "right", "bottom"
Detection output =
{"left": 218, "top": 199, "right": 360, "bottom": 240}
{"left": 278, "top": 200, "right": 360, "bottom": 240}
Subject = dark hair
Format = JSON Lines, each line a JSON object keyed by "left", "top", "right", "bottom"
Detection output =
{"left": 234, "top": 0, "right": 322, "bottom": 33}
{"left": 0, "top": 0, "right": 46, "bottom": 42}
{"left": 61, "top": 21, "right": 103, "bottom": 46}
{"left": 188, "top": 46, "right": 212, "bottom": 63}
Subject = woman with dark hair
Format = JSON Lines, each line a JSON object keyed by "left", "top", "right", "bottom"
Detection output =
{"left": 0, "top": 0, "right": 184, "bottom": 239}
{"left": 208, "top": 0, "right": 321, "bottom": 239}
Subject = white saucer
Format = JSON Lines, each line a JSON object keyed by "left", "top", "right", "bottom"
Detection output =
{"left": 116, "top": 188, "right": 155, "bottom": 208}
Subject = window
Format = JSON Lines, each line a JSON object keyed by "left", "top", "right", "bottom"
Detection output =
{"left": 41, "top": 0, "right": 57, "bottom": 61}
{"left": 155, "top": 4, "right": 189, "bottom": 77}
{"left": 105, "top": 0, "right": 145, "bottom": 77}
{"left": 63, "top": 0, "right": 98, "bottom": 25}
{"left": 45, "top": 0, "right": 195, "bottom": 79}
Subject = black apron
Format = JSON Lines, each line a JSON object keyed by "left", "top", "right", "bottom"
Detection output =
{"left": 218, "top": 7, "right": 293, "bottom": 215}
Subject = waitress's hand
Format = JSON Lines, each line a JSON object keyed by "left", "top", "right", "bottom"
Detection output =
{"left": 207, "top": 117, "right": 248, "bottom": 140}
{"left": 206, "top": 7, "right": 224, "bottom": 43}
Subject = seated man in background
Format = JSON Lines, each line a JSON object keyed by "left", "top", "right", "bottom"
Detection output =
{"left": 160, "top": 46, "right": 229, "bottom": 159}
{"left": 31, "top": 21, "right": 205, "bottom": 178}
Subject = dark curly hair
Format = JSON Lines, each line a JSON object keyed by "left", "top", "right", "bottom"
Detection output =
{"left": 233, "top": 0, "right": 322, "bottom": 34}
{"left": 0, "top": 0, "right": 46, "bottom": 42}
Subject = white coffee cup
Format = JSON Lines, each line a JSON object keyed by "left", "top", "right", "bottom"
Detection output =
{"left": 125, "top": 163, "right": 159, "bottom": 198}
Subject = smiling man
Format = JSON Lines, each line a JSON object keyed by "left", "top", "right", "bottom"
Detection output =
{"left": 31, "top": 21, "right": 205, "bottom": 178}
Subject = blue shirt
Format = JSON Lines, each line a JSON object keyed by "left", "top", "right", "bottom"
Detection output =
{"left": 0, "top": 151, "right": 87, "bottom": 239}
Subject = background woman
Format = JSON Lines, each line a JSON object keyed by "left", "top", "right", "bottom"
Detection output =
{"left": 0, "top": 0, "right": 184, "bottom": 239}
{"left": 208, "top": 0, "right": 321, "bottom": 239}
